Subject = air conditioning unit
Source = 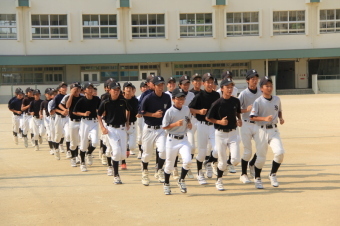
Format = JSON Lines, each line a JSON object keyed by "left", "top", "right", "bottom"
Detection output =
{"left": 117, "top": 0, "right": 131, "bottom": 8}
{"left": 16, "top": 0, "right": 30, "bottom": 7}
{"left": 305, "top": 0, "right": 322, "bottom": 3}
{"left": 212, "top": 0, "right": 228, "bottom": 6}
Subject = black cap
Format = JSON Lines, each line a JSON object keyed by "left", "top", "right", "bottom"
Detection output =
{"left": 246, "top": 69, "right": 259, "bottom": 80}
{"left": 33, "top": 89, "right": 41, "bottom": 95}
{"left": 152, "top": 76, "right": 165, "bottom": 85}
{"left": 179, "top": 75, "right": 190, "bottom": 84}
{"left": 25, "top": 87, "right": 33, "bottom": 93}
{"left": 202, "top": 73, "right": 214, "bottom": 82}
{"left": 192, "top": 73, "right": 202, "bottom": 80}
{"left": 44, "top": 88, "right": 51, "bottom": 94}
{"left": 123, "top": 82, "right": 133, "bottom": 89}
{"left": 15, "top": 88, "right": 22, "bottom": 94}
{"left": 105, "top": 78, "right": 116, "bottom": 88}
{"left": 109, "top": 81, "right": 121, "bottom": 89}
{"left": 48, "top": 88, "right": 57, "bottom": 96}
{"left": 140, "top": 81, "right": 147, "bottom": 88}
{"left": 70, "top": 82, "right": 81, "bottom": 89}
{"left": 260, "top": 76, "right": 272, "bottom": 87}
{"left": 146, "top": 74, "right": 156, "bottom": 83}
{"left": 58, "top": 82, "right": 68, "bottom": 88}
{"left": 221, "top": 71, "right": 233, "bottom": 80}
{"left": 220, "top": 77, "right": 234, "bottom": 87}
{"left": 167, "top": 77, "right": 176, "bottom": 83}
{"left": 172, "top": 88, "right": 186, "bottom": 98}
{"left": 82, "top": 82, "right": 94, "bottom": 89}
{"left": 214, "top": 78, "right": 218, "bottom": 86}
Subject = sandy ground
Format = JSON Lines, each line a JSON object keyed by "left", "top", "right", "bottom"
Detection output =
{"left": 0, "top": 94, "right": 340, "bottom": 226}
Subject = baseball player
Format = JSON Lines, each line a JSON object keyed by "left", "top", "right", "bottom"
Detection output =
{"left": 73, "top": 82, "right": 101, "bottom": 172}
{"left": 189, "top": 73, "right": 220, "bottom": 185}
{"left": 28, "top": 89, "right": 45, "bottom": 151}
{"left": 64, "top": 82, "right": 83, "bottom": 167}
{"left": 140, "top": 76, "right": 171, "bottom": 186}
{"left": 122, "top": 82, "right": 139, "bottom": 169}
{"left": 48, "top": 89, "right": 60, "bottom": 158}
{"left": 190, "top": 73, "right": 202, "bottom": 95}
{"left": 206, "top": 78, "right": 242, "bottom": 191}
{"left": 238, "top": 70, "right": 261, "bottom": 184}
{"left": 8, "top": 89, "right": 24, "bottom": 145}
{"left": 250, "top": 76, "right": 285, "bottom": 189}
{"left": 162, "top": 88, "right": 192, "bottom": 195}
{"left": 165, "top": 77, "right": 176, "bottom": 97}
{"left": 98, "top": 81, "right": 131, "bottom": 184}
{"left": 136, "top": 82, "right": 149, "bottom": 159}
{"left": 40, "top": 88, "right": 55, "bottom": 154}
{"left": 21, "top": 87, "right": 35, "bottom": 148}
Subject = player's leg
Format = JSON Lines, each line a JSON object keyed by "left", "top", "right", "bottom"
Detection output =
{"left": 215, "top": 130, "right": 227, "bottom": 191}
{"left": 127, "top": 123, "right": 137, "bottom": 155}
{"left": 87, "top": 121, "right": 99, "bottom": 165}
{"left": 136, "top": 117, "right": 144, "bottom": 159}
{"left": 163, "top": 138, "right": 180, "bottom": 195}
{"left": 12, "top": 115, "right": 20, "bottom": 145}
{"left": 204, "top": 125, "right": 216, "bottom": 178}
{"left": 22, "top": 114, "right": 30, "bottom": 148}
{"left": 196, "top": 122, "right": 209, "bottom": 184}
{"left": 155, "top": 129, "right": 166, "bottom": 183}
{"left": 107, "top": 127, "right": 124, "bottom": 184}
{"left": 79, "top": 120, "right": 90, "bottom": 171}
{"left": 240, "top": 122, "right": 254, "bottom": 182}
{"left": 38, "top": 118, "right": 45, "bottom": 145}
{"left": 32, "top": 118, "right": 40, "bottom": 151}
{"left": 63, "top": 117, "right": 71, "bottom": 158}
{"left": 141, "top": 125, "right": 156, "bottom": 185}
{"left": 268, "top": 129, "right": 285, "bottom": 187}
{"left": 177, "top": 140, "right": 192, "bottom": 193}
{"left": 253, "top": 126, "right": 269, "bottom": 189}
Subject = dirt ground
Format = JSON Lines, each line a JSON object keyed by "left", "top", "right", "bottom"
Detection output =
{"left": 0, "top": 94, "right": 339, "bottom": 226}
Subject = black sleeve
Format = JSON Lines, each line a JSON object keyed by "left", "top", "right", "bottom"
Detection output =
{"left": 28, "top": 101, "right": 34, "bottom": 113}
{"left": 188, "top": 92, "right": 200, "bottom": 109}
{"left": 236, "top": 98, "right": 241, "bottom": 114}
{"left": 96, "top": 96, "right": 100, "bottom": 109}
{"left": 97, "top": 100, "right": 106, "bottom": 116}
{"left": 206, "top": 99, "right": 219, "bottom": 120}
{"left": 9, "top": 101, "right": 15, "bottom": 110}
{"left": 73, "top": 97, "right": 83, "bottom": 113}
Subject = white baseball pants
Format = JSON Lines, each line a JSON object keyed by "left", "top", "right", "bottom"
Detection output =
{"left": 126, "top": 122, "right": 137, "bottom": 151}
{"left": 106, "top": 125, "right": 127, "bottom": 161}
{"left": 79, "top": 119, "right": 99, "bottom": 152}
{"left": 32, "top": 117, "right": 45, "bottom": 140}
{"left": 164, "top": 136, "right": 192, "bottom": 174}
{"left": 54, "top": 115, "right": 67, "bottom": 143}
{"left": 187, "top": 116, "right": 197, "bottom": 154}
{"left": 69, "top": 120, "right": 80, "bottom": 150}
{"left": 196, "top": 122, "right": 215, "bottom": 162}
{"left": 141, "top": 125, "right": 166, "bottom": 163}
{"left": 240, "top": 121, "right": 258, "bottom": 161}
{"left": 22, "top": 114, "right": 32, "bottom": 135}
{"left": 12, "top": 115, "right": 22, "bottom": 134}
{"left": 136, "top": 117, "right": 144, "bottom": 145}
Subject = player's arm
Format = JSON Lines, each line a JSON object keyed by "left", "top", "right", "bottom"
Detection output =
{"left": 28, "top": 102, "right": 34, "bottom": 116}
{"left": 97, "top": 102, "right": 108, "bottom": 134}
{"left": 278, "top": 111, "right": 284, "bottom": 125}
{"left": 9, "top": 104, "right": 22, "bottom": 115}
{"left": 21, "top": 99, "right": 30, "bottom": 111}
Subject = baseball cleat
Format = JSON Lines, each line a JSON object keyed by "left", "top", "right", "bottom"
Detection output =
{"left": 172, "top": 168, "right": 179, "bottom": 180}
{"left": 80, "top": 163, "right": 87, "bottom": 172}
{"left": 215, "top": 178, "right": 225, "bottom": 191}
{"left": 177, "top": 179, "right": 187, "bottom": 193}
{"left": 50, "top": 149, "right": 54, "bottom": 155}
{"left": 158, "top": 169, "right": 165, "bottom": 183}
{"left": 163, "top": 183, "right": 171, "bottom": 195}
{"left": 204, "top": 162, "right": 213, "bottom": 178}
{"left": 59, "top": 144, "right": 65, "bottom": 153}
{"left": 34, "top": 145, "right": 39, "bottom": 151}
{"left": 137, "top": 151, "right": 142, "bottom": 159}
{"left": 129, "top": 150, "right": 135, "bottom": 155}
{"left": 107, "top": 166, "right": 113, "bottom": 176}
{"left": 121, "top": 163, "right": 127, "bottom": 170}
{"left": 197, "top": 170, "right": 208, "bottom": 185}
{"left": 87, "top": 154, "right": 93, "bottom": 166}
{"left": 228, "top": 164, "right": 236, "bottom": 173}
{"left": 249, "top": 164, "right": 255, "bottom": 179}
{"left": 71, "top": 158, "right": 77, "bottom": 167}
{"left": 55, "top": 150, "right": 60, "bottom": 160}
{"left": 255, "top": 178, "right": 264, "bottom": 189}
{"left": 24, "top": 137, "right": 28, "bottom": 148}
{"left": 101, "top": 155, "right": 108, "bottom": 165}
{"left": 113, "top": 176, "right": 123, "bottom": 184}
{"left": 142, "top": 170, "right": 150, "bottom": 186}
{"left": 240, "top": 174, "right": 252, "bottom": 184}
{"left": 268, "top": 173, "right": 279, "bottom": 187}
{"left": 39, "top": 136, "right": 43, "bottom": 144}
{"left": 212, "top": 162, "right": 218, "bottom": 176}
{"left": 66, "top": 151, "right": 72, "bottom": 159}
{"left": 187, "top": 169, "right": 194, "bottom": 179}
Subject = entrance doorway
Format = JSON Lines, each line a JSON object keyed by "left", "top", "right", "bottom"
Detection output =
{"left": 139, "top": 71, "right": 157, "bottom": 80}
{"left": 269, "top": 61, "right": 295, "bottom": 89}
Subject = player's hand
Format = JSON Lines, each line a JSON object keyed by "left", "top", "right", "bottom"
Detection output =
{"left": 126, "top": 151, "right": 130, "bottom": 158}
{"left": 136, "top": 113, "right": 142, "bottom": 118}
{"left": 279, "top": 118, "right": 284, "bottom": 125}
{"left": 101, "top": 127, "right": 108, "bottom": 135}
{"left": 176, "top": 119, "right": 184, "bottom": 127}
{"left": 62, "top": 110, "right": 68, "bottom": 116}
{"left": 265, "top": 115, "right": 273, "bottom": 122}
{"left": 237, "top": 119, "right": 242, "bottom": 127}
{"left": 84, "top": 111, "right": 91, "bottom": 117}
{"left": 247, "top": 105, "right": 253, "bottom": 112}
{"left": 70, "top": 87, "right": 78, "bottom": 95}
{"left": 200, "top": 109, "right": 207, "bottom": 115}
{"left": 219, "top": 116, "right": 228, "bottom": 125}
{"left": 153, "top": 110, "right": 163, "bottom": 118}
{"left": 17, "top": 111, "right": 22, "bottom": 114}
{"left": 187, "top": 122, "right": 192, "bottom": 130}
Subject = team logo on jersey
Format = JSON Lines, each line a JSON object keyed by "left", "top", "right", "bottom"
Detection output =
{"left": 274, "top": 105, "right": 278, "bottom": 111}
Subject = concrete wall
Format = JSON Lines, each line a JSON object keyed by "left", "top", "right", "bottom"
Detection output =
{"left": 318, "top": 80, "right": 340, "bottom": 93}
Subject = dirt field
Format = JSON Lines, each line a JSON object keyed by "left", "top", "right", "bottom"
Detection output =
{"left": 1, "top": 94, "right": 339, "bottom": 226}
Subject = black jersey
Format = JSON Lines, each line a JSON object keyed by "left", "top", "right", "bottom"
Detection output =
{"left": 100, "top": 92, "right": 110, "bottom": 102}
{"left": 188, "top": 90, "right": 220, "bottom": 122}
{"left": 125, "top": 96, "right": 139, "bottom": 123}
{"left": 9, "top": 98, "right": 23, "bottom": 116}
{"left": 65, "top": 95, "right": 82, "bottom": 120}
{"left": 29, "top": 99, "right": 43, "bottom": 118}
{"left": 53, "top": 94, "right": 65, "bottom": 116}
{"left": 73, "top": 96, "right": 100, "bottom": 119}
{"left": 40, "top": 99, "right": 51, "bottom": 117}
{"left": 22, "top": 96, "right": 34, "bottom": 114}
{"left": 189, "top": 88, "right": 201, "bottom": 96}
{"left": 98, "top": 96, "right": 131, "bottom": 126}
{"left": 8, "top": 96, "right": 16, "bottom": 109}
{"left": 206, "top": 97, "right": 241, "bottom": 130}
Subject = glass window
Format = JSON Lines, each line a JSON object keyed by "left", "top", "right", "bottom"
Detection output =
{"left": 320, "top": 9, "right": 340, "bottom": 33}
{"left": 273, "top": 11, "right": 305, "bottom": 35}
{"left": 226, "top": 12, "right": 259, "bottom": 36}
{"left": 131, "top": 14, "right": 165, "bottom": 38}
{"left": 82, "top": 14, "right": 117, "bottom": 39}
{"left": 0, "top": 14, "right": 17, "bottom": 39}
{"left": 31, "top": 15, "right": 68, "bottom": 39}
{"left": 180, "top": 13, "right": 213, "bottom": 37}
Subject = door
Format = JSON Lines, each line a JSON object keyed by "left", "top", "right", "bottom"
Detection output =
{"left": 269, "top": 61, "right": 295, "bottom": 89}
{"left": 139, "top": 71, "right": 157, "bottom": 80}
{"left": 81, "top": 72, "right": 100, "bottom": 82}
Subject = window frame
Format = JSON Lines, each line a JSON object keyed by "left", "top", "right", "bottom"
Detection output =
{"left": 0, "top": 14, "right": 17, "bottom": 40}
{"left": 319, "top": 9, "right": 340, "bottom": 34}
{"left": 226, "top": 12, "right": 259, "bottom": 37}
{"left": 31, "top": 14, "right": 68, "bottom": 40}
{"left": 131, "top": 14, "right": 165, "bottom": 39}
{"left": 179, "top": 13, "right": 213, "bottom": 38}
{"left": 82, "top": 14, "right": 118, "bottom": 39}
{"left": 272, "top": 10, "right": 306, "bottom": 35}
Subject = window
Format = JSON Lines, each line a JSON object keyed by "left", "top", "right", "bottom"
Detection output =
{"left": 82, "top": 15, "right": 117, "bottom": 39}
{"left": 180, "top": 13, "right": 213, "bottom": 37}
{"left": 0, "top": 14, "right": 17, "bottom": 39}
{"left": 31, "top": 15, "right": 68, "bottom": 39}
{"left": 320, "top": 9, "right": 340, "bottom": 33}
{"left": 226, "top": 12, "right": 259, "bottom": 36}
{"left": 131, "top": 14, "right": 165, "bottom": 38}
{"left": 273, "top": 11, "right": 305, "bottom": 35}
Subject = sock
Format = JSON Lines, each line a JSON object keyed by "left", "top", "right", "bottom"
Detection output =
{"left": 270, "top": 161, "right": 281, "bottom": 175}
{"left": 23, "top": 134, "right": 27, "bottom": 138}
{"left": 227, "top": 154, "right": 231, "bottom": 165}
{"left": 66, "top": 142, "right": 70, "bottom": 151}
{"left": 113, "top": 161, "right": 119, "bottom": 177}
{"left": 107, "top": 157, "right": 112, "bottom": 166}
{"left": 31, "top": 133, "right": 34, "bottom": 139}
{"left": 80, "top": 151, "right": 86, "bottom": 163}
{"left": 191, "top": 154, "right": 194, "bottom": 159}
{"left": 100, "top": 139, "right": 103, "bottom": 148}
{"left": 208, "top": 151, "right": 217, "bottom": 163}
{"left": 254, "top": 166, "right": 262, "bottom": 179}
{"left": 197, "top": 160, "right": 203, "bottom": 175}
{"left": 241, "top": 159, "right": 248, "bottom": 175}
{"left": 174, "top": 156, "right": 178, "bottom": 167}
{"left": 54, "top": 142, "right": 59, "bottom": 150}
{"left": 217, "top": 168, "right": 224, "bottom": 179}
{"left": 158, "top": 158, "right": 165, "bottom": 170}
{"left": 122, "top": 159, "right": 126, "bottom": 164}
{"left": 180, "top": 167, "right": 189, "bottom": 180}
{"left": 13, "top": 131, "right": 16, "bottom": 136}
{"left": 19, "top": 128, "right": 22, "bottom": 135}
{"left": 59, "top": 137, "right": 64, "bottom": 144}
{"left": 102, "top": 144, "right": 107, "bottom": 155}
{"left": 35, "top": 140, "right": 38, "bottom": 146}
{"left": 155, "top": 149, "right": 159, "bottom": 165}
{"left": 164, "top": 172, "right": 171, "bottom": 184}
{"left": 48, "top": 141, "right": 53, "bottom": 149}
{"left": 87, "top": 145, "right": 95, "bottom": 155}
{"left": 142, "top": 161, "right": 148, "bottom": 170}
{"left": 249, "top": 154, "right": 257, "bottom": 166}
{"left": 205, "top": 156, "right": 209, "bottom": 161}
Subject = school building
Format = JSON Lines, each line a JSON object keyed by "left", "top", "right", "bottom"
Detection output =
{"left": 1, "top": 0, "right": 340, "bottom": 103}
